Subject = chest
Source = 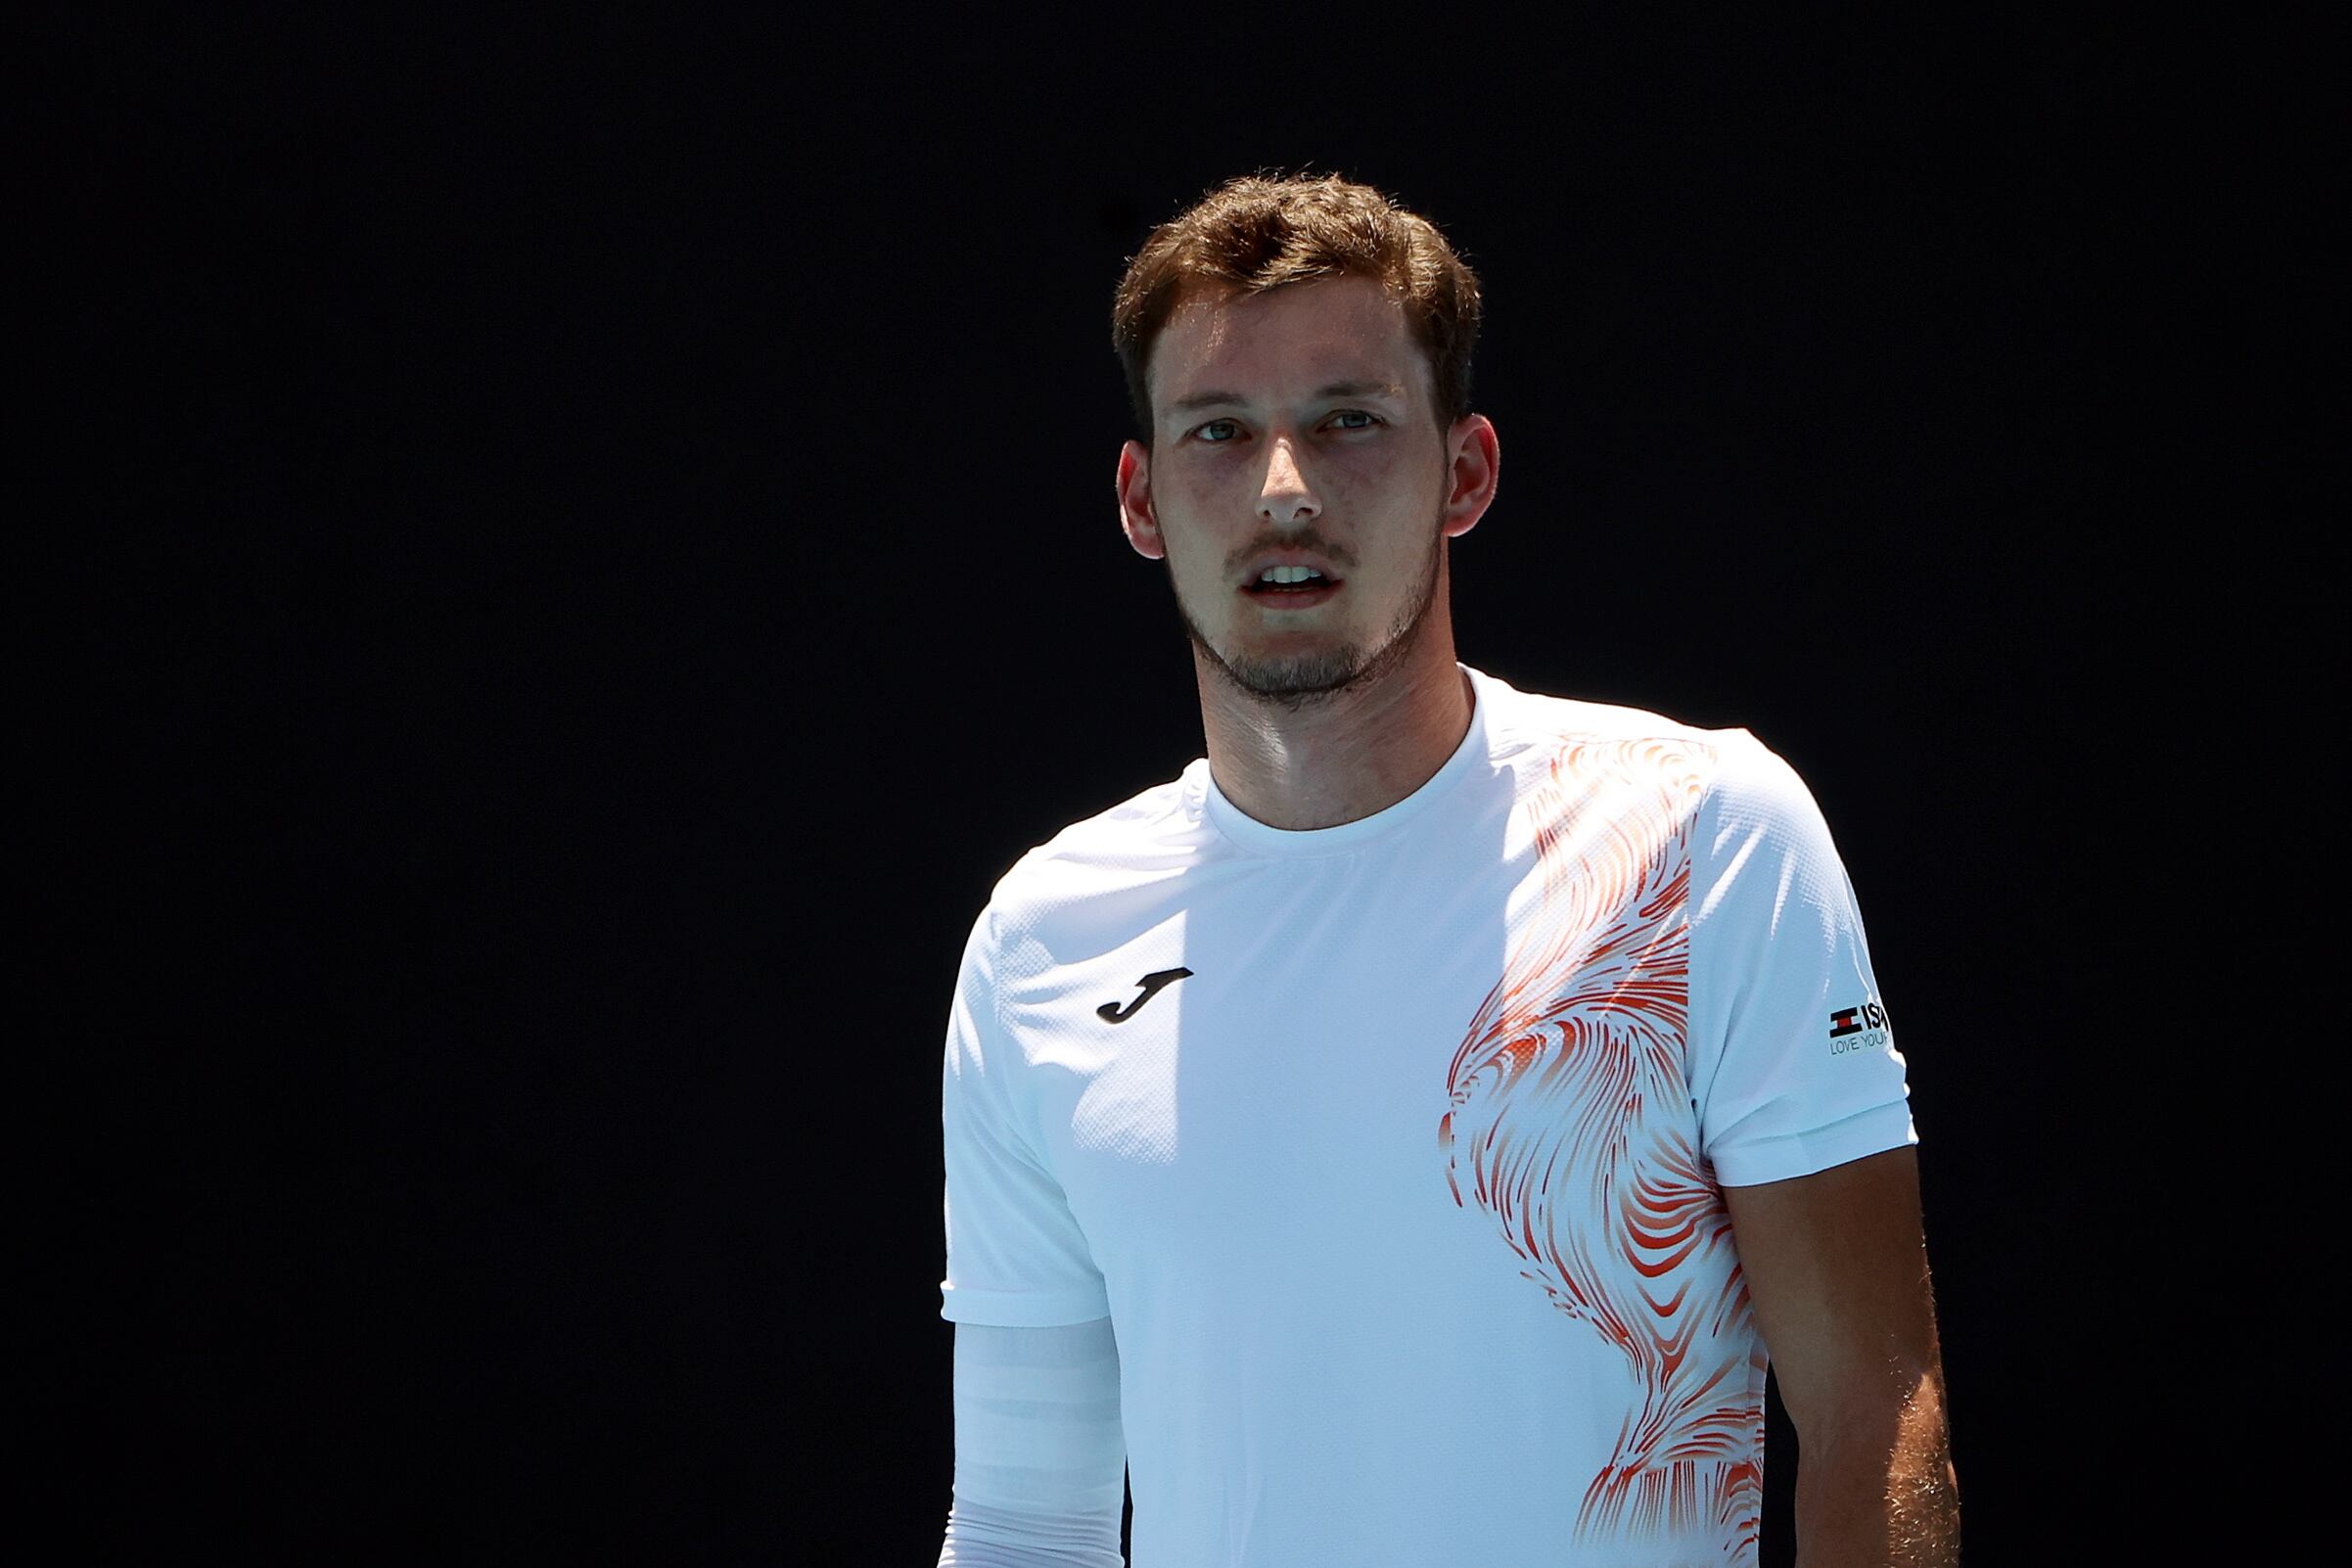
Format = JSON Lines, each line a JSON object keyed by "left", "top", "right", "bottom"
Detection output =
{"left": 1008, "top": 832, "right": 1703, "bottom": 1296}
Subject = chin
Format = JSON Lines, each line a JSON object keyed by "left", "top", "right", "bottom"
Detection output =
{"left": 1220, "top": 645, "right": 1367, "bottom": 699}
{"left": 1176, "top": 563, "right": 1431, "bottom": 706}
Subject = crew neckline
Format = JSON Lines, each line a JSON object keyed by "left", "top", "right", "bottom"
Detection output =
{"left": 1199, "top": 663, "right": 1497, "bottom": 857}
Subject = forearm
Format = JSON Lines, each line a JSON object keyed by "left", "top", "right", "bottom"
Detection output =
{"left": 937, "top": 1317, "right": 1127, "bottom": 1568}
{"left": 1794, "top": 1373, "right": 1960, "bottom": 1568}
{"left": 938, "top": 1497, "right": 1124, "bottom": 1568}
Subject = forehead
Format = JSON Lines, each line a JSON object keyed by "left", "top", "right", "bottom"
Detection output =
{"left": 1149, "top": 275, "right": 1428, "bottom": 407}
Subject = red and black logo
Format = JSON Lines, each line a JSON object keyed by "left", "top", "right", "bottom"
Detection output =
{"left": 1828, "top": 1000, "right": 1890, "bottom": 1038}
{"left": 1828, "top": 1000, "right": 1891, "bottom": 1056}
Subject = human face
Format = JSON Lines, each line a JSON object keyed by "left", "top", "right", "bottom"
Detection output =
{"left": 1115, "top": 276, "right": 1491, "bottom": 706}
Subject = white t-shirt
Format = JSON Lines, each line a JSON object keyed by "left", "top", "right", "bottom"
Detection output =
{"left": 939, "top": 662, "right": 1915, "bottom": 1567}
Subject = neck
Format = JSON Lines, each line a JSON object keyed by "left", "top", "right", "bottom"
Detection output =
{"left": 1193, "top": 593, "right": 1474, "bottom": 834}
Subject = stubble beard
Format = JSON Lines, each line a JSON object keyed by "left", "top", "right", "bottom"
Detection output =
{"left": 1174, "top": 517, "right": 1447, "bottom": 715}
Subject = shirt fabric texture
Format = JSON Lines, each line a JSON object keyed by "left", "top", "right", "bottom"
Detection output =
{"left": 939, "top": 662, "right": 1916, "bottom": 1567}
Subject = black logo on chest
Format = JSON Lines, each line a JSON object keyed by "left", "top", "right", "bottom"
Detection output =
{"left": 1098, "top": 967, "right": 1194, "bottom": 1024}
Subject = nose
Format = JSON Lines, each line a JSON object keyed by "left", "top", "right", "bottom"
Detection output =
{"left": 1257, "top": 437, "right": 1320, "bottom": 526}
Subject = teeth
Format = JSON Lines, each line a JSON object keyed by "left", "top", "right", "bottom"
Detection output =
{"left": 1257, "top": 566, "right": 1326, "bottom": 583}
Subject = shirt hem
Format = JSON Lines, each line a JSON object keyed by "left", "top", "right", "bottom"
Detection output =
{"left": 939, "top": 1283, "right": 1114, "bottom": 1327}
{"left": 1711, "top": 1101, "right": 1918, "bottom": 1187}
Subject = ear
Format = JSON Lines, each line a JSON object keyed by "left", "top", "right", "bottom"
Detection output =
{"left": 1439, "top": 414, "right": 1500, "bottom": 539}
{"left": 1118, "top": 438, "right": 1165, "bottom": 560}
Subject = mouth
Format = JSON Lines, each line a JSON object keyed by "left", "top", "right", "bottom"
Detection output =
{"left": 1240, "top": 574, "right": 1342, "bottom": 610}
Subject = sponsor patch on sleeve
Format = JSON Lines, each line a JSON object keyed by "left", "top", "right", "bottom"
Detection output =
{"left": 1827, "top": 998, "right": 1893, "bottom": 1057}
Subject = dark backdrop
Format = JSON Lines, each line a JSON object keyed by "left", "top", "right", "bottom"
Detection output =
{"left": 44, "top": 10, "right": 2301, "bottom": 1563}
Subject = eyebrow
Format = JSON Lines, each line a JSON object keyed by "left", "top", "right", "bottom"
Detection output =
{"left": 1166, "top": 380, "right": 1408, "bottom": 416}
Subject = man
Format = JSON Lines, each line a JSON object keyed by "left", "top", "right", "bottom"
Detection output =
{"left": 936, "top": 173, "right": 1958, "bottom": 1567}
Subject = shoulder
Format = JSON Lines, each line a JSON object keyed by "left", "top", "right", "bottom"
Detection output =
{"left": 1475, "top": 669, "right": 1785, "bottom": 798}
{"left": 1469, "top": 669, "right": 1831, "bottom": 849}
{"left": 965, "top": 761, "right": 1221, "bottom": 960}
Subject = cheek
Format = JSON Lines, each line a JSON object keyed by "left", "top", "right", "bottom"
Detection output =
{"left": 1352, "top": 440, "right": 1408, "bottom": 485}
{"left": 1151, "top": 472, "right": 1242, "bottom": 565}
{"left": 1337, "top": 437, "right": 1434, "bottom": 504}
{"left": 1346, "top": 451, "right": 1441, "bottom": 540}
{"left": 1158, "top": 528, "right": 1226, "bottom": 603}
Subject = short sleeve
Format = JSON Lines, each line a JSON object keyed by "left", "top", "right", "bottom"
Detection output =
{"left": 1685, "top": 734, "right": 1917, "bottom": 1187}
{"left": 940, "top": 902, "right": 1113, "bottom": 1326}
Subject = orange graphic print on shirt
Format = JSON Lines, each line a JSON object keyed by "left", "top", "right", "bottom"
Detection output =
{"left": 1439, "top": 736, "right": 1764, "bottom": 1566}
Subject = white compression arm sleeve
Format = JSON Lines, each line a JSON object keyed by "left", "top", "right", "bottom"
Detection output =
{"left": 936, "top": 1316, "right": 1127, "bottom": 1568}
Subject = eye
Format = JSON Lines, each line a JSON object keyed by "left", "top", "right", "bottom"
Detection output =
{"left": 1327, "top": 409, "right": 1380, "bottom": 431}
{"left": 1192, "top": 419, "right": 1240, "bottom": 443}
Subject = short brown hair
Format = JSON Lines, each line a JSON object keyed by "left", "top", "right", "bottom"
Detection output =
{"left": 1111, "top": 172, "right": 1482, "bottom": 441}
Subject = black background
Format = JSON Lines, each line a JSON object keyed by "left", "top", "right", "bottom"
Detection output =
{"left": 41, "top": 10, "right": 2310, "bottom": 1563}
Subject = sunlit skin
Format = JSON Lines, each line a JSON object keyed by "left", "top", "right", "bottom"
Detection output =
{"left": 1115, "top": 275, "right": 1501, "bottom": 831}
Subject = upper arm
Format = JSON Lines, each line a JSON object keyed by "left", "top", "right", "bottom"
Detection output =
{"left": 1685, "top": 735, "right": 1915, "bottom": 1188}
{"left": 1721, "top": 1145, "right": 1945, "bottom": 1441}
{"left": 1688, "top": 737, "right": 1939, "bottom": 1436}
{"left": 941, "top": 903, "right": 1112, "bottom": 1328}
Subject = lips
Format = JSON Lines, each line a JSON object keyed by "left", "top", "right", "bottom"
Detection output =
{"left": 1238, "top": 549, "right": 1344, "bottom": 610}
{"left": 1241, "top": 577, "right": 1341, "bottom": 609}
{"left": 1241, "top": 551, "right": 1342, "bottom": 586}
